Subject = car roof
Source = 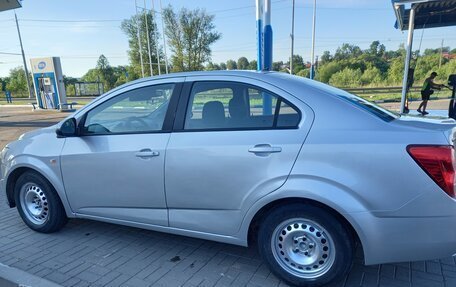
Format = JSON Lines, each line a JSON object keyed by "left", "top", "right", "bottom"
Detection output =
{"left": 114, "top": 70, "right": 345, "bottom": 100}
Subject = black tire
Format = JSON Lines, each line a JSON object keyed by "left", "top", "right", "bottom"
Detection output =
{"left": 14, "top": 171, "right": 68, "bottom": 233}
{"left": 257, "top": 203, "right": 354, "bottom": 287}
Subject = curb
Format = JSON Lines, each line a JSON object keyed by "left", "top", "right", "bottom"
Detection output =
{"left": 0, "top": 105, "right": 32, "bottom": 108}
{"left": 0, "top": 263, "right": 62, "bottom": 287}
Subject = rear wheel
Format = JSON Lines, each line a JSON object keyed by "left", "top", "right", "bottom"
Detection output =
{"left": 14, "top": 171, "right": 68, "bottom": 233}
{"left": 258, "top": 203, "right": 354, "bottom": 287}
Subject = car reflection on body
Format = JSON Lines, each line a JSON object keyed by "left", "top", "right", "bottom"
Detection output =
{"left": 2, "top": 71, "right": 456, "bottom": 287}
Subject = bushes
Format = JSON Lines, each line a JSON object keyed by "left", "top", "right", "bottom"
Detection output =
{"left": 329, "top": 68, "right": 362, "bottom": 88}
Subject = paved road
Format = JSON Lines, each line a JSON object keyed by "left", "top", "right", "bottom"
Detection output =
{"left": 0, "top": 106, "right": 455, "bottom": 287}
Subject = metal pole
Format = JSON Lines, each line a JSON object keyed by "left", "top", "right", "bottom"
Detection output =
{"left": 290, "top": 0, "right": 295, "bottom": 74}
{"left": 263, "top": 0, "right": 273, "bottom": 71}
{"left": 151, "top": 0, "right": 161, "bottom": 75}
{"left": 439, "top": 38, "right": 444, "bottom": 69}
{"left": 310, "top": 0, "right": 317, "bottom": 79}
{"left": 263, "top": 0, "right": 273, "bottom": 115}
{"left": 256, "top": 0, "right": 263, "bottom": 71}
{"left": 135, "top": 0, "right": 145, "bottom": 77}
{"left": 14, "top": 12, "right": 32, "bottom": 99}
{"left": 159, "top": 0, "right": 169, "bottom": 74}
{"left": 400, "top": 7, "right": 415, "bottom": 114}
{"left": 143, "top": 0, "right": 153, "bottom": 76}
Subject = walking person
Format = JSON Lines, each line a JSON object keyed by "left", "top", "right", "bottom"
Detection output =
{"left": 417, "top": 72, "right": 443, "bottom": 115}
{"left": 5, "top": 90, "right": 12, "bottom": 103}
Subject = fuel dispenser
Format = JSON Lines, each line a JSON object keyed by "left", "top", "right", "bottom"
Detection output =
{"left": 30, "top": 57, "right": 67, "bottom": 110}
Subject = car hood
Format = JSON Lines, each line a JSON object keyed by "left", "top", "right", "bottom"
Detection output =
{"left": 18, "top": 124, "right": 59, "bottom": 140}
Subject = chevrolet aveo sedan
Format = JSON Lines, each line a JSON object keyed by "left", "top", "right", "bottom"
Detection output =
{"left": 2, "top": 71, "right": 456, "bottom": 286}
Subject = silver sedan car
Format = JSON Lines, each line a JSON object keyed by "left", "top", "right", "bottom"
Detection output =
{"left": 2, "top": 71, "right": 456, "bottom": 286}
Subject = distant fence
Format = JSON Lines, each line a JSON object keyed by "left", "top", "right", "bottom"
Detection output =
{"left": 344, "top": 86, "right": 422, "bottom": 95}
{"left": 73, "top": 81, "right": 104, "bottom": 97}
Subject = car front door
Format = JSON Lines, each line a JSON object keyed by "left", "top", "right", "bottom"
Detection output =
{"left": 165, "top": 76, "right": 314, "bottom": 235}
{"left": 60, "top": 79, "right": 183, "bottom": 226}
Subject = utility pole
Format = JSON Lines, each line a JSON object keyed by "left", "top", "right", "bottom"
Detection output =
{"left": 14, "top": 12, "right": 32, "bottom": 99}
{"left": 159, "top": 0, "right": 169, "bottom": 74}
{"left": 310, "top": 0, "right": 317, "bottom": 79}
{"left": 151, "top": 0, "right": 161, "bottom": 75}
{"left": 290, "top": 0, "right": 295, "bottom": 74}
{"left": 135, "top": 0, "right": 145, "bottom": 77}
{"left": 143, "top": 0, "right": 153, "bottom": 76}
{"left": 439, "top": 38, "right": 444, "bottom": 69}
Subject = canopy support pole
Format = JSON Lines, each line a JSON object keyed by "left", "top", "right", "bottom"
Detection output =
{"left": 400, "top": 7, "right": 415, "bottom": 114}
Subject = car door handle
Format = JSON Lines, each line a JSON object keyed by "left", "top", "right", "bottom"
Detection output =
{"left": 248, "top": 144, "right": 282, "bottom": 156}
{"left": 135, "top": 149, "right": 160, "bottom": 158}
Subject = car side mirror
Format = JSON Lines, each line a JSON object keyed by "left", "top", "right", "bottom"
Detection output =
{"left": 56, "top": 118, "right": 78, "bottom": 138}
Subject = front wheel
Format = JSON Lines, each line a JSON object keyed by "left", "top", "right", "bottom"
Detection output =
{"left": 14, "top": 171, "right": 68, "bottom": 233}
{"left": 258, "top": 203, "right": 354, "bottom": 287}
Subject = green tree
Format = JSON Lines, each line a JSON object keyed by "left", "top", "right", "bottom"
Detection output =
{"left": 0, "top": 77, "right": 9, "bottom": 92}
{"left": 387, "top": 56, "right": 405, "bottom": 85}
{"left": 96, "top": 55, "right": 116, "bottom": 90}
{"left": 334, "top": 43, "right": 362, "bottom": 60}
{"left": 272, "top": 61, "right": 283, "bottom": 72}
{"left": 163, "top": 6, "right": 221, "bottom": 72}
{"left": 296, "top": 69, "right": 309, "bottom": 78}
{"left": 237, "top": 57, "right": 249, "bottom": 70}
{"left": 113, "top": 66, "right": 130, "bottom": 87}
{"left": 368, "top": 41, "right": 385, "bottom": 57}
{"left": 63, "top": 76, "right": 78, "bottom": 96}
{"left": 121, "top": 11, "right": 162, "bottom": 78}
{"left": 329, "top": 67, "right": 362, "bottom": 87}
{"left": 315, "top": 61, "right": 343, "bottom": 83}
{"left": 226, "top": 59, "right": 237, "bottom": 70}
{"left": 424, "top": 47, "right": 450, "bottom": 56}
{"left": 320, "top": 51, "right": 332, "bottom": 64}
{"left": 414, "top": 54, "right": 441, "bottom": 82}
{"left": 288, "top": 55, "right": 305, "bottom": 75}
{"left": 248, "top": 60, "right": 257, "bottom": 70}
{"left": 219, "top": 62, "right": 227, "bottom": 70}
{"left": 360, "top": 66, "right": 383, "bottom": 86}
{"left": 205, "top": 62, "right": 221, "bottom": 70}
{"left": 5, "top": 67, "right": 31, "bottom": 97}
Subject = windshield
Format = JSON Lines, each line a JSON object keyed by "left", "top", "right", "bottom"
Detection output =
{"left": 337, "top": 93, "right": 399, "bottom": 122}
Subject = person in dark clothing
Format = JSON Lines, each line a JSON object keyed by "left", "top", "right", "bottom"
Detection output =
{"left": 5, "top": 91, "right": 12, "bottom": 103}
{"left": 417, "top": 72, "right": 443, "bottom": 115}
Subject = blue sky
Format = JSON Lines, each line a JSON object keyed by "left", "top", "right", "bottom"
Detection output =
{"left": 0, "top": 0, "right": 454, "bottom": 77}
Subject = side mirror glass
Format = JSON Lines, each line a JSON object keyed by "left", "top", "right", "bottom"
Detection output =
{"left": 56, "top": 118, "right": 78, "bottom": 137}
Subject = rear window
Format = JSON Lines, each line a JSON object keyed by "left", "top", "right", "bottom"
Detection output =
{"left": 337, "top": 94, "right": 398, "bottom": 122}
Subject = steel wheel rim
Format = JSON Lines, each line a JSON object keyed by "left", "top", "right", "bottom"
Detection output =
{"left": 19, "top": 183, "right": 49, "bottom": 225}
{"left": 271, "top": 218, "right": 336, "bottom": 279}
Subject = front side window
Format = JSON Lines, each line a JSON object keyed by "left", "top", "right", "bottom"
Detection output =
{"left": 184, "top": 81, "right": 300, "bottom": 130}
{"left": 83, "top": 84, "right": 174, "bottom": 135}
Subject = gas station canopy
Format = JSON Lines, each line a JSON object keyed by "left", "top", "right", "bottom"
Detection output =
{"left": 393, "top": 0, "right": 456, "bottom": 30}
{"left": 392, "top": 0, "right": 456, "bottom": 114}
{"left": 0, "top": 0, "right": 21, "bottom": 12}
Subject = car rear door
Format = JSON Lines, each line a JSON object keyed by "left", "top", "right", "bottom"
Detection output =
{"left": 165, "top": 76, "right": 314, "bottom": 235}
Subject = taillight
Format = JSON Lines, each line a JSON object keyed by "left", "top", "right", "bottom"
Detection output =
{"left": 407, "top": 145, "right": 455, "bottom": 198}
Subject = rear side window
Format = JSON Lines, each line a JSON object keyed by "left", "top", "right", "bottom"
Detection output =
{"left": 337, "top": 94, "right": 397, "bottom": 122}
{"left": 184, "top": 81, "right": 301, "bottom": 130}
